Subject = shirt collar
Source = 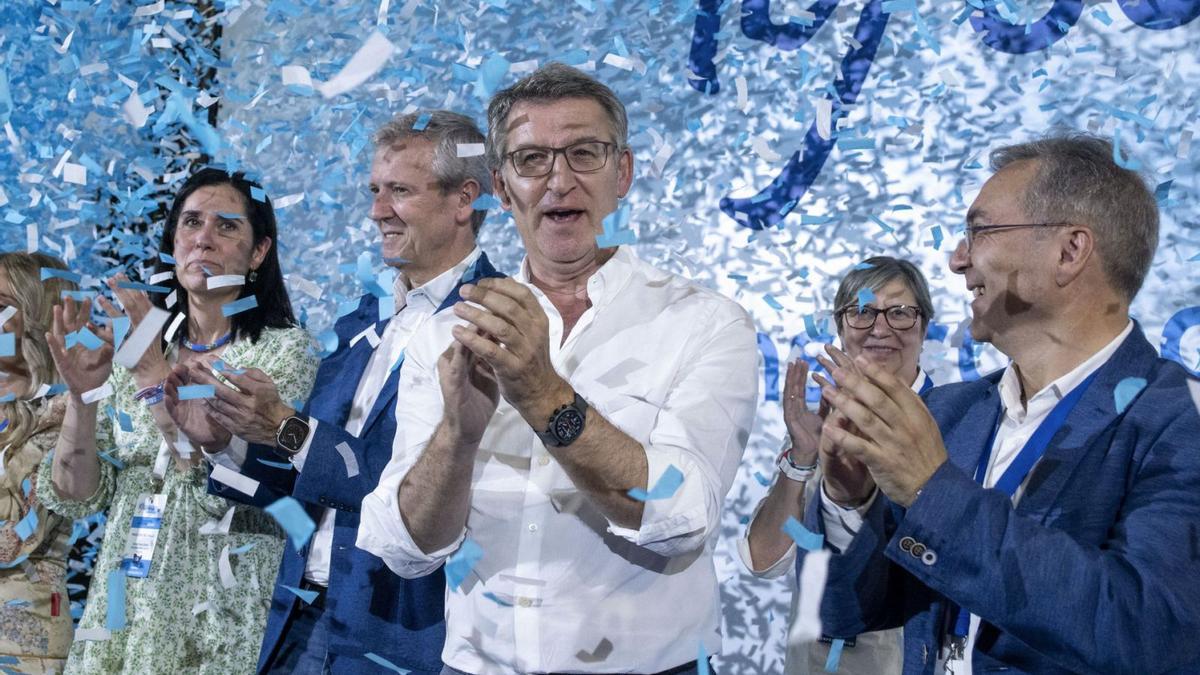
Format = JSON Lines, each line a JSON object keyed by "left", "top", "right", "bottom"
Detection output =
{"left": 911, "top": 369, "right": 930, "bottom": 394}
{"left": 997, "top": 319, "right": 1133, "bottom": 422}
{"left": 392, "top": 246, "right": 482, "bottom": 315}
{"left": 515, "top": 245, "right": 638, "bottom": 308}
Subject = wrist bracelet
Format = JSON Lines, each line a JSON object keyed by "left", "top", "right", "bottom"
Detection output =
{"left": 134, "top": 381, "right": 165, "bottom": 406}
{"left": 777, "top": 447, "right": 817, "bottom": 482}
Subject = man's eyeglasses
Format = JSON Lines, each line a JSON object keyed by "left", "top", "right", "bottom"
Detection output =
{"left": 838, "top": 304, "right": 923, "bottom": 331}
{"left": 964, "top": 222, "right": 1072, "bottom": 251}
{"left": 506, "top": 141, "right": 618, "bottom": 178}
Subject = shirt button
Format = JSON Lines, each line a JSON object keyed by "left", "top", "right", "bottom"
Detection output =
{"left": 538, "top": 456, "right": 550, "bottom": 466}
{"left": 518, "top": 597, "right": 532, "bottom": 607}
{"left": 528, "top": 523, "right": 538, "bottom": 532}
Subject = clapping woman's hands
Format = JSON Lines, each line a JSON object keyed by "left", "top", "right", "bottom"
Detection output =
{"left": 46, "top": 296, "right": 113, "bottom": 401}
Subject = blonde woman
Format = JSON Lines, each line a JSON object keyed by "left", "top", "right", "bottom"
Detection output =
{"left": 0, "top": 252, "right": 79, "bottom": 674}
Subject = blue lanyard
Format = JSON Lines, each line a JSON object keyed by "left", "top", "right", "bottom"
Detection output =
{"left": 951, "top": 369, "right": 1100, "bottom": 639}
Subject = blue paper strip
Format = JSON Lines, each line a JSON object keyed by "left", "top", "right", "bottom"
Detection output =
{"left": 825, "top": 638, "right": 845, "bottom": 672}
{"left": 106, "top": 569, "right": 126, "bottom": 631}
{"left": 177, "top": 385, "right": 215, "bottom": 400}
{"left": 364, "top": 652, "right": 411, "bottom": 674}
{"left": 265, "top": 496, "right": 316, "bottom": 552}
{"left": 445, "top": 538, "right": 484, "bottom": 591}
{"left": 1113, "top": 377, "right": 1147, "bottom": 414}
{"left": 627, "top": 464, "right": 684, "bottom": 502}
{"left": 282, "top": 584, "right": 320, "bottom": 605}
{"left": 782, "top": 516, "right": 824, "bottom": 552}
{"left": 221, "top": 295, "right": 259, "bottom": 317}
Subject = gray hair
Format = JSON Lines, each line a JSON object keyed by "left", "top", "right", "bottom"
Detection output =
{"left": 833, "top": 256, "right": 934, "bottom": 335}
{"left": 486, "top": 62, "right": 629, "bottom": 171}
{"left": 373, "top": 109, "right": 492, "bottom": 233}
{"left": 989, "top": 132, "right": 1158, "bottom": 302}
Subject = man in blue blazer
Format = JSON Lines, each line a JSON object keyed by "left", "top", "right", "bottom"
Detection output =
{"left": 193, "top": 110, "right": 504, "bottom": 674}
{"left": 803, "top": 133, "right": 1200, "bottom": 673}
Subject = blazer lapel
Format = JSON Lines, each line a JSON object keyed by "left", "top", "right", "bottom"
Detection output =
{"left": 305, "top": 296, "right": 383, "bottom": 427}
{"left": 1017, "top": 324, "right": 1158, "bottom": 518}
{"left": 357, "top": 252, "right": 505, "bottom": 434}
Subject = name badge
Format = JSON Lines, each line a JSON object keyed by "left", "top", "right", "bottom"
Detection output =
{"left": 123, "top": 493, "right": 167, "bottom": 578}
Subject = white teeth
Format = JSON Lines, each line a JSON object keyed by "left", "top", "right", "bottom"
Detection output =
{"left": 972, "top": 287, "right": 984, "bottom": 298}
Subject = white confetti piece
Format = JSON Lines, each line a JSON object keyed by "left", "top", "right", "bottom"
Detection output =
{"left": 456, "top": 143, "right": 485, "bottom": 158}
{"left": 199, "top": 506, "right": 236, "bottom": 536}
{"left": 122, "top": 89, "right": 151, "bottom": 129}
{"left": 735, "top": 75, "right": 748, "bottom": 113}
{"left": 113, "top": 306, "right": 170, "bottom": 370}
{"left": 1179, "top": 130, "right": 1193, "bottom": 159}
{"left": 315, "top": 31, "right": 396, "bottom": 99}
{"left": 602, "top": 53, "right": 635, "bottom": 71}
{"left": 218, "top": 543, "right": 237, "bottom": 588}
{"left": 152, "top": 439, "right": 171, "bottom": 480}
{"left": 751, "top": 136, "right": 783, "bottom": 163}
{"left": 787, "top": 548, "right": 830, "bottom": 645}
{"left": 206, "top": 274, "right": 245, "bottom": 290}
{"left": 210, "top": 464, "right": 259, "bottom": 497}
{"left": 816, "top": 99, "right": 833, "bottom": 140}
{"left": 350, "top": 325, "right": 380, "bottom": 349}
{"left": 163, "top": 312, "right": 185, "bottom": 344}
{"left": 133, "top": 0, "right": 164, "bottom": 16}
{"left": 281, "top": 65, "right": 314, "bottom": 89}
{"left": 0, "top": 306, "right": 17, "bottom": 328}
{"left": 191, "top": 601, "right": 210, "bottom": 616}
{"left": 335, "top": 442, "right": 360, "bottom": 478}
{"left": 274, "top": 193, "right": 305, "bottom": 209}
{"left": 148, "top": 270, "right": 173, "bottom": 285}
{"left": 26, "top": 224, "right": 38, "bottom": 253}
{"left": 286, "top": 274, "right": 323, "bottom": 300}
{"left": 62, "top": 162, "right": 87, "bottom": 185}
{"left": 80, "top": 382, "right": 113, "bottom": 404}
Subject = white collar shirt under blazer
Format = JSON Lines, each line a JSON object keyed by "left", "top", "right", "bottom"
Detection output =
{"left": 357, "top": 245, "right": 760, "bottom": 674}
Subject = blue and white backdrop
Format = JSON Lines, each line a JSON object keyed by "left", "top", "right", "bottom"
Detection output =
{"left": 2, "top": 1, "right": 1199, "bottom": 671}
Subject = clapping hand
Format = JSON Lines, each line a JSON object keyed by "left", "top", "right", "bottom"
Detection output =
{"left": 46, "top": 296, "right": 113, "bottom": 401}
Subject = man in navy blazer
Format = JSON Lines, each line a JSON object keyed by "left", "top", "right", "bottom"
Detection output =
{"left": 803, "top": 133, "right": 1200, "bottom": 673}
{"left": 193, "top": 110, "right": 504, "bottom": 674}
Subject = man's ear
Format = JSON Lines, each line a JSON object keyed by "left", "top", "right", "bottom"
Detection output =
{"left": 456, "top": 180, "right": 481, "bottom": 226}
{"left": 616, "top": 147, "right": 633, "bottom": 199}
{"left": 492, "top": 169, "right": 513, "bottom": 211}
{"left": 1056, "top": 225, "right": 1095, "bottom": 287}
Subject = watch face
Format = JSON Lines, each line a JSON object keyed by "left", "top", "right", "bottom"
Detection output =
{"left": 552, "top": 409, "right": 586, "bottom": 443}
{"left": 280, "top": 419, "right": 307, "bottom": 450}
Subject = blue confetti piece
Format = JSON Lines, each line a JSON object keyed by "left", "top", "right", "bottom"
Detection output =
{"left": 212, "top": 359, "right": 246, "bottom": 375}
{"left": 14, "top": 508, "right": 37, "bottom": 541}
{"left": 265, "top": 496, "right": 316, "bottom": 552}
{"left": 230, "top": 542, "right": 257, "bottom": 555}
{"left": 698, "top": 642, "right": 710, "bottom": 675}
{"left": 364, "top": 653, "right": 411, "bottom": 674}
{"left": 853, "top": 262, "right": 875, "bottom": 270}
{"left": 930, "top": 225, "right": 945, "bottom": 250}
{"left": 221, "top": 295, "right": 258, "bottom": 317}
{"left": 763, "top": 295, "right": 784, "bottom": 311}
{"left": 66, "top": 326, "right": 104, "bottom": 350}
{"left": 4, "top": 599, "right": 30, "bottom": 608}
{"left": 256, "top": 457, "right": 295, "bottom": 470}
{"left": 1113, "top": 377, "right": 1147, "bottom": 413}
{"left": 412, "top": 112, "right": 431, "bottom": 131}
{"left": 282, "top": 584, "right": 320, "bottom": 605}
{"left": 98, "top": 450, "right": 125, "bottom": 469}
{"left": 628, "top": 464, "right": 684, "bottom": 501}
{"left": 21, "top": 478, "right": 30, "bottom": 497}
{"left": 1092, "top": 7, "right": 1113, "bottom": 25}
{"left": 482, "top": 591, "right": 512, "bottom": 606}
{"left": 753, "top": 471, "right": 771, "bottom": 486}
{"left": 0, "top": 419, "right": 7, "bottom": 433}
{"left": 116, "top": 281, "right": 171, "bottom": 293}
{"left": 117, "top": 410, "right": 133, "bottom": 432}
{"left": 825, "top": 638, "right": 845, "bottom": 672}
{"left": 40, "top": 267, "right": 83, "bottom": 283}
{"left": 471, "top": 193, "right": 501, "bottom": 210}
{"left": 159, "top": 253, "right": 177, "bottom": 265}
{"left": 856, "top": 288, "right": 876, "bottom": 310}
{"left": 0, "top": 334, "right": 14, "bottom": 358}
{"left": 782, "top": 516, "right": 823, "bottom": 551}
{"left": 106, "top": 569, "right": 126, "bottom": 631}
{"left": 177, "top": 385, "right": 215, "bottom": 400}
{"left": 112, "top": 316, "right": 131, "bottom": 351}
{"left": 596, "top": 204, "right": 636, "bottom": 247}
{"left": 445, "top": 538, "right": 484, "bottom": 591}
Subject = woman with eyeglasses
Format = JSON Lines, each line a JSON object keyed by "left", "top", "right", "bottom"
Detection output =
{"left": 739, "top": 256, "right": 935, "bottom": 675}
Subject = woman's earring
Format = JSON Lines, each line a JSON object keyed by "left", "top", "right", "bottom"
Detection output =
{"left": 248, "top": 269, "right": 258, "bottom": 283}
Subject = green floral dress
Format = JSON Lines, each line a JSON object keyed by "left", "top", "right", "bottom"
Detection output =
{"left": 37, "top": 327, "right": 318, "bottom": 675}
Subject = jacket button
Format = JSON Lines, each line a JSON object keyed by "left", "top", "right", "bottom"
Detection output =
{"left": 899, "top": 536, "right": 915, "bottom": 552}
{"left": 921, "top": 550, "right": 937, "bottom": 566}
{"left": 910, "top": 543, "right": 926, "bottom": 558}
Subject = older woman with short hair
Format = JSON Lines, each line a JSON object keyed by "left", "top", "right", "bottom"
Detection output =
{"left": 739, "top": 255, "right": 935, "bottom": 675}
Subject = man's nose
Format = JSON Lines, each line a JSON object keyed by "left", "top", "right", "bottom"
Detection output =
{"left": 545, "top": 152, "right": 578, "bottom": 194}
{"left": 949, "top": 236, "right": 970, "bottom": 275}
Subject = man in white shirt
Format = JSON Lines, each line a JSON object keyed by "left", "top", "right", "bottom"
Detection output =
{"left": 357, "top": 63, "right": 759, "bottom": 675}
{"left": 196, "top": 110, "right": 502, "bottom": 674}
{"left": 802, "top": 133, "right": 1200, "bottom": 673}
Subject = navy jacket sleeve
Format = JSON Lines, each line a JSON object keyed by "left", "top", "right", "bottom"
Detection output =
{"left": 207, "top": 442, "right": 298, "bottom": 509}
{"left": 290, "top": 420, "right": 385, "bottom": 513}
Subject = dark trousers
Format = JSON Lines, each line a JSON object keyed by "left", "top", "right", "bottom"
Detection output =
{"left": 264, "top": 585, "right": 333, "bottom": 675}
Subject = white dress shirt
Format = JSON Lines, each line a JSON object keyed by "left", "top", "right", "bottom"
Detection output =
{"left": 820, "top": 322, "right": 1132, "bottom": 674}
{"left": 357, "top": 246, "right": 760, "bottom": 674}
{"left": 210, "top": 247, "right": 481, "bottom": 587}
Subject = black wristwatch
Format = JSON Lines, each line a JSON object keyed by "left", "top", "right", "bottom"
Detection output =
{"left": 535, "top": 392, "right": 589, "bottom": 447}
{"left": 276, "top": 415, "right": 311, "bottom": 457}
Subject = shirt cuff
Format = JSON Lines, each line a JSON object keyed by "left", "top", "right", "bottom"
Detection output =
{"left": 356, "top": 471, "right": 463, "bottom": 579}
{"left": 819, "top": 480, "right": 877, "bottom": 553}
{"left": 202, "top": 436, "right": 249, "bottom": 472}
{"left": 289, "top": 417, "right": 318, "bottom": 472}
{"left": 605, "top": 446, "right": 711, "bottom": 555}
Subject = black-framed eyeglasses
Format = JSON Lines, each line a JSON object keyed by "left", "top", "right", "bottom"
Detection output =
{"left": 838, "top": 304, "right": 923, "bottom": 331}
{"left": 964, "top": 222, "right": 1072, "bottom": 251}
{"left": 506, "top": 140, "right": 618, "bottom": 178}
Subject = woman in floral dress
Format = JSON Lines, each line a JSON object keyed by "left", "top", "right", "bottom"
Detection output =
{"left": 37, "top": 169, "right": 318, "bottom": 674}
